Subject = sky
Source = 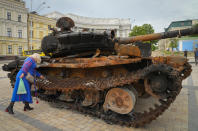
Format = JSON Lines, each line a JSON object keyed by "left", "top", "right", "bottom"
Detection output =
{"left": 24, "top": 0, "right": 198, "bottom": 32}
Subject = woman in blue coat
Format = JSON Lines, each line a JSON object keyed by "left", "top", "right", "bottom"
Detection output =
{"left": 5, "top": 53, "right": 44, "bottom": 114}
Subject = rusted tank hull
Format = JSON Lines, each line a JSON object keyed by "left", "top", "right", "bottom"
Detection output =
{"left": 2, "top": 55, "right": 191, "bottom": 127}
{"left": 39, "top": 56, "right": 190, "bottom": 79}
{"left": 34, "top": 56, "right": 187, "bottom": 127}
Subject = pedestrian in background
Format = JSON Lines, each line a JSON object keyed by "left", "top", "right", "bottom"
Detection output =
{"left": 194, "top": 48, "right": 198, "bottom": 65}
{"left": 5, "top": 53, "right": 44, "bottom": 114}
{"left": 184, "top": 49, "right": 188, "bottom": 58}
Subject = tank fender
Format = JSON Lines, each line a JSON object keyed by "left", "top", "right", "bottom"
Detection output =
{"left": 152, "top": 56, "right": 187, "bottom": 67}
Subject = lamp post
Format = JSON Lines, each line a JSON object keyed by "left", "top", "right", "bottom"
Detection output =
{"left": 30, "top": 0, "right": 32, "bottom": 12}
{"left": 35, "top": 2, "right": 46, "bottom": 11}
{"left": 30, "top": 17, "right": 33, "bottom": 50}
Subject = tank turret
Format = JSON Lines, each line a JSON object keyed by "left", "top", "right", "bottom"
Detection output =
{"left": 41, "top": 17, "right": 198, "bottom": 58}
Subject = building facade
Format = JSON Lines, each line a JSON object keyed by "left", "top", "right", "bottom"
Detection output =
{"left": 0, "top": 0, "right": 28, "bottom": 55}
{"left": 44, "top": 11, "right": 131, "bottom": 37}
{"left": 28, "top": 13, "right": 56, "bottom": 50}
{"left": 159, "top": 19, "right": 198, "bottom": 51}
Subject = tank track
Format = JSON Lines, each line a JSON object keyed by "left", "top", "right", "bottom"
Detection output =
{"left": 34, "top": 64, "right": 183, "bottom": 127}
{"left": 180, "top": 62, "right": 192, "bottom": 80}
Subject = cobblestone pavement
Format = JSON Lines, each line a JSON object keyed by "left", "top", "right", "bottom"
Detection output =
{"left": 0, "top": 60, "right": 198, "bottom": 131}
{"left": 0, "top": 61, "right": 10, "bottom": 79}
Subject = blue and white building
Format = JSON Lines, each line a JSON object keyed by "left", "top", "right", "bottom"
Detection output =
{"left": 178, "top": 40, "right": 198, "bottom": 51}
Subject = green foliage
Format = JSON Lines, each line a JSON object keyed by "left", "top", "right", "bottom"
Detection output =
{"left": 190, "top": 24, "right": 198, "bottom": 37}
{"left": 169, "top": 38, "right": 178, "bottom": 51}
{"left": 129, "top": 24, "right": 154, "bottom": 36}
{"left": 151, "top": 44, "right": 158, "bottom": 51}
{"left": 129, "top": 24, "right": 158, "bottom": 51}
{"left": 193, "top": 23, "right": 198, "bottom": 28}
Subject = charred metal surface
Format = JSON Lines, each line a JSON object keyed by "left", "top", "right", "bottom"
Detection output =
{"left": 41, "top": 31, "right": 115, "bottom": 57}
{"left": 114, "top": 44, "right": 141, "bottom": 57}
{"left": 152, "top": 56, "right": 192, "bottom": 79}
{"left": 39, "top": 57, "right": 142, "bottom": 68}
{"left": 152, "top": 56, "right": 187, "bottom": 67}
{"left": 103, "top": 88, "right": 137, "bottom": 114}
{"left": 118, "top": 33, "right": 162, "bottom": 44}
{"left": 56, "top": 17, "right": 75, "bottom": 31}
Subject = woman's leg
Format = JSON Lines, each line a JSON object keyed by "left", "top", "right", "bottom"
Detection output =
{"left": 7, "top": 72, "right": 21, "bottom": 114}
{"left": 5, "top": 102, "right": 15, "bottom": 114}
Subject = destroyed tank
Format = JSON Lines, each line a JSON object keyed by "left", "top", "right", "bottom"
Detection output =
{"left": 3, "top": 17, "right": 198, "bottom": 127}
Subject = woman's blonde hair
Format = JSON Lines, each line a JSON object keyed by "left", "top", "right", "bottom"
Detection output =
{"left": 31, "top": 53, "right": 41, "bottom": 64}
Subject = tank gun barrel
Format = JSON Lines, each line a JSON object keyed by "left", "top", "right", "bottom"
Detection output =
{"left": 117, "top": 26, "right": 198, "bottom": 44}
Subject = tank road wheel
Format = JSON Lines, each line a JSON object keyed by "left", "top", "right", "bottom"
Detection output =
{"left": 144, "top": 73, "right": 168, "bottom": 99}
{"left": 103, "top": 88, "right": 137, "bottom": 114}
{"left": 82, "top": 90, "right": 100, "bottom": 107}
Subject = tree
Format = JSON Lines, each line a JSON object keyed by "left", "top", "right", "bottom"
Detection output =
{"left": 129, "top": 24, "right": 154, "bottom": 36}
{"left": 129, "top": 24, "right": 158, "bottom": 51}
{"left": 190, "top": 24, "right": 198, "bottom": 37}
{"left": 169, "top": 38, "right": 178, "bottom": 51}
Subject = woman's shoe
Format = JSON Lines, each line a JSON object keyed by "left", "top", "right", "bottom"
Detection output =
{"left": 24, "top": 102, "right": 34, "bottom": 111}
{"left": 5, "top": 102, "right": 14, "bottom": 114}
{"left": 24, "top": 106, "right": 34, "bottom": 111}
